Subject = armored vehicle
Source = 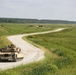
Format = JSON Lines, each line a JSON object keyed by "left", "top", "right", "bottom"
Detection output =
{"left": 0, "top": 44, "right": 24, "bottom": 62}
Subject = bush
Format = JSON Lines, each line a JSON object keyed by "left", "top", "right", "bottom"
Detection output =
{"left": 54, "top": 58, "right": 72, "bottom": 68}
{"left": 52, "top": 49, "right": 64, "bottom": 56}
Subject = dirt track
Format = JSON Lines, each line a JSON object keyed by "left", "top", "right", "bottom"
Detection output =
{"left": 0, "top": 28, "right": 65, "bottom": 70}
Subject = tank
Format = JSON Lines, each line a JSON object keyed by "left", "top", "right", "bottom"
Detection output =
{"left": 0, "top": 44, "right": 24, "bottom": 62}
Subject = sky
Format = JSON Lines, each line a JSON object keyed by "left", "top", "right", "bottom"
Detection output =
{"left": 0, "top": 0, "right": 76, "bottom": 21}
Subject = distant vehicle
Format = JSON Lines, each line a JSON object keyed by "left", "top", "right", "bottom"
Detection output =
{"left": 0, "top": 44, "right": 24, "bottom": 62}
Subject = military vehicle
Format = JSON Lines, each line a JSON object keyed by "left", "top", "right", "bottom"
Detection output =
{"left": 0, "top": 44, "right": 24, "bottom": 62}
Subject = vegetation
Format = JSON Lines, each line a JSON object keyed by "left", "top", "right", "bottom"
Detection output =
{"left": 0, "top": 18, "right": 76, "bottom": 24}
{"left": 0, "top": 23, "right": 56, "bottom": 36}
{"left": 24, "top": 27, "right": 76, "bottom": 75}
{"left": 0, "top": 23, "right": 57, "bottom": 47}
{"left": 0, "top": 23, "right": 76, "bottom": 75}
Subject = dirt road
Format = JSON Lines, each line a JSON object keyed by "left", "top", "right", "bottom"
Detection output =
{"left": 0, "top": 28, "right": 65, "bottom": 70}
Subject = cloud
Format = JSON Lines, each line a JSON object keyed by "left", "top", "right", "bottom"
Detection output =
{"left": 0, "top": 0, "right": 76, "bottom": 21}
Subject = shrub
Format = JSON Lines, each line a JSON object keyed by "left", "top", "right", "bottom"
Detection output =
{"left": 52, "top": 49, "right": 64, "bottom": 56}
{"left": 54, "top": 58, "right": 72, "bottom": 68}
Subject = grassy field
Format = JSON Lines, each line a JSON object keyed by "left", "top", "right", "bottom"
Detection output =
{"left": 0, "top": 23, "right": 76, "bottom": 75}
{"left": 0, "top": 23, "right": 59, "bottom": 47}
{"left": 0, "top": 23, "right": 70, "bottom": 47}
{"left": 24, "top": 26, "right": 76, "bottom": 75}
{"left": 0, "top": 23, "right": 57, "bottom": 36}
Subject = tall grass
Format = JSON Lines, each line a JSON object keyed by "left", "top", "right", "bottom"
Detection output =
{"left": 0, "top": 23, "right": 60, "bottom": 36}
{"left": 24, "top": 27, "right": 76, "bottom": 75}
{"left": 0, "top": 23, "right": 56, "bottom": 47}
{"left": 0, "top": 23, "right": 76, "bottom": 75}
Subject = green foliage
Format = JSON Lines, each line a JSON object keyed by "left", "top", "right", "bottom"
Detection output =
{"left": 0, "top": 36, "right": 11, "bottom": 47}
{"left": 52, "top": 49, "right": 64, "bottom": 56}
{"left": 54, "top": 58, "right": 72, "bottom": 68}
{"left": 0, "top": 23, "right": 54, "bottom": 47}
{"left": 25, "top": 27, "right": 76, "bottom": 75}
{"left": 0, "top": 18, "right": 76, "bottom": 24}
{"left": 0, "top": 24, "right": 76, "bottom": 75}
{"left": 0, "top": 23, "right": 56, "bottom": 36}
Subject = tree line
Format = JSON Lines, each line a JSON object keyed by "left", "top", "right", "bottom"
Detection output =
{"left": 0, "top": 18, "right": 76, "bottom": 24}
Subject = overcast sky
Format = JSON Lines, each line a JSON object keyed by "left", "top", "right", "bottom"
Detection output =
{"left": 0, "top": 0, "right": 76, "bottom": 21}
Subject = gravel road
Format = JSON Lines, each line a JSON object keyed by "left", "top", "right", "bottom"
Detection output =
{"left": 0, "top": 28, "right": 65, "bottom": 70}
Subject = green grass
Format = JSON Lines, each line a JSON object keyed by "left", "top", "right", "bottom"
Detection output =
{"left": 23, "top": 27, "right": 76, "bottom": 75}
{"left": 0, "top": 23, "right": 55, "bottom": 36}
{"left": 0, "top": 36, "right": 11, "bottom": 47}
{"left": 0, "top": 23, "right": 57, "bottom": 47}
{"left": 0, "top": 23, "right": 76, "bottom": 75}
